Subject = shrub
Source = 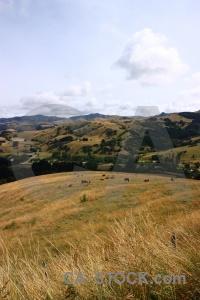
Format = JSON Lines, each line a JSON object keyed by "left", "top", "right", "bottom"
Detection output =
{"left": 4, "top": 221, "right": 19, "bottom": 230}
{"left": 7, "top": 177, "right": 15, "bottom": 183}
{"left": 80, "top": 194, "right": 88, "bottom": 203}
{"left": 0, "top": 179, "right": 7, "bottom": 185}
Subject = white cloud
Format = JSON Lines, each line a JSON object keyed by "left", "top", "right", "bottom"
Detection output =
{"left": 63, "top": 82, "right": 115, "bottom": 97}
{"left": 184, "top": 72, "right": 200, "bottom": 84}
{"left": 20, "top": 92, "right": 65, "bottom": 109}
{"left": 19, "top": 81, "right": 116, "bottom": 114}
{"left": 95, "top": 83, "right": 114, "bottom": 94}
{"left": 26, "top": 104, "right": 82, "bottom": 118}
{"left": 176, "top": 72, "right": 200, "bottom": 111}
{"left": 105, "top": 98, "right": 120, "bottom": 108}
{"left": 168, "top": 72, "right": 200, "bottom": 112}
{"left": 0, "top": 105, "right": 25, "bottom": 118}
{"left": 85, "top": 97, "right": 98, "bottom": 108}
{"left": 115, "top": 28, "right": 189, "bottom": 85}
{"left": 19, "top": 90, "right": 110, "bottom": 117}
{"left": 63, "top": 81, "right": 92, "bottom": 97}
{"left": 167, "top": 98, "right": 200, "bottom": 112}
{"left": 119, "top": 101, "right": 136, "bottom": 111}
{"left": 179, "top": 87, "right": 200, "bottom": 102}
{"left": 18, "top": 92, "right": 83, "bottom": 117}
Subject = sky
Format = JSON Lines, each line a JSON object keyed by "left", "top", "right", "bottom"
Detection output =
{"left": 0, "top": 0, "right": 200, "bottom": 117}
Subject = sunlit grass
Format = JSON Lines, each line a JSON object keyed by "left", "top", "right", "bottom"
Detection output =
{"left": 0, "top": 172, "right": 199, "bottom": 299}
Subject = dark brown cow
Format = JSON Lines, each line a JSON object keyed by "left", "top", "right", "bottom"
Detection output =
{"left": 124, "top": 177, "right": 130, "bottom": 183}
{"left": 68, "top": 184, "right": 73, "bottom": 187}
{"left": 81, "top": 180, "right": 90, "bottom": 185}
{"left": 144, "top": 179, "right": 149, "bottom": 182}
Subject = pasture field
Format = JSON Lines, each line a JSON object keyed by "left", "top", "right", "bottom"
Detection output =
{"left": 0, "top": 171, "right": 200, "bottom": 299}
{"left": 143, "top": 144, "right": 200, "bottom": 164}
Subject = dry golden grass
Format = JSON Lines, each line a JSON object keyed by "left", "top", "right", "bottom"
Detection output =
{"left": 160, "top": 113, "right": 192, "bottom": 124}
{"left": 143, "top": 143, "right": 200, "bottom": 164}
{"left": 0, "top": 172, "right": 199, "bottom": 299}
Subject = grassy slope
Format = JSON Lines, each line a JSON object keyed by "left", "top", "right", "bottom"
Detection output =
{"left": 33, "top": 114, "right": 200, "bottom": 160}
{"left": 0, "top": 172, "right": 199, "bottom": 299}
{"left": 143, "top": 144, "right": 200, "bottom": 164}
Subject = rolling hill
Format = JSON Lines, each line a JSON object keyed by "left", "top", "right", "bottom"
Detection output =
{"left": 0, "top": 110, "right": 200, "bottom": 298}
{"left": 0, "top": 171, "right": 199, "bottom": 299}
{"left": 0, "top": 111, "right": 200, "bottom": 188}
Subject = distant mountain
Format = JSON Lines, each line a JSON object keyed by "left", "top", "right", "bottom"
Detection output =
{"left": 0, "top": 113, "right": 140, "bottom": 132}
{"left": 158, "top": 112, "right": 169, "bottom": 117}
{"left": 0, "top": 113, "right": 132, "bottom": 124}
{"left": 0, "top": 114, "right": 67, "bottom": 131}
{"left": 0, "top": 114, "right": 65, "bottom": 123}
{"left": 67, "top": 113, "right": 143, "bottom": 122}
{"left": 0, "top": 110, "right": 200, "bottom": 132}
{"left": 68, "top": 113, "right": 129, "bottom": 121}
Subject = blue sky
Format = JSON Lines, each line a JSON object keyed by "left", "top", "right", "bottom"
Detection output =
{"left": 0, "top": 0, "right": 200, "bottom": 117}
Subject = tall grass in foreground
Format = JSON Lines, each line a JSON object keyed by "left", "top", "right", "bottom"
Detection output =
{"left": 0, "top": 211, "right": 200, "bottom": 300}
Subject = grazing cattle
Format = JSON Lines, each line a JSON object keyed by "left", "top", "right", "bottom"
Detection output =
{"left": 102, "top": 174, "right": 105, "bottom": 177}
{"left": 68, "top": 184, "right": 73, "bottom": 187}
{"left": 144, "top": 179, "right": 149, "bottom": 182}
{"left": 124, "top": 177, "right": 130, "bottom": 183}
{"left": 171, "top": 178, "right": 175, "bottom": 181}
{"left": 81, "top": 180, "right": 90, "bottom": 185}
{"left": 105, "top": 176, "right": 110, "bottom": 179}
{"left": 100, "top": 178, "right": 104, "bottom": 181}
{"left": 110, "top": 175, "right": 115, "bottom": 179}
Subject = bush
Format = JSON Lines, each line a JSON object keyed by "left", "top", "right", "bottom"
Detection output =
{"left": 82, "top": 146, "right": 92, "bottom": 154}
{"left": 30, "top": 146, "right": 38, "bottom": 152}
{"left": 52, "top": 151, "right": 61, "bottom": 159}
{"left": 194, "top": 172, "right": 200, "bottom": 180}
{"left": 4, "top": 221, "right": 19, "bottom": 230}
{"left": 0, "top": 178, "right": 7, "bottom": 185}
{"left": 80, "top": 194, "right": 88, "bottom": 203}
{"left": 59, "top": 136, "right": 73, "bottom": 142}
{"left": 7, "top": 177, "right": 15, "bottom": 183}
